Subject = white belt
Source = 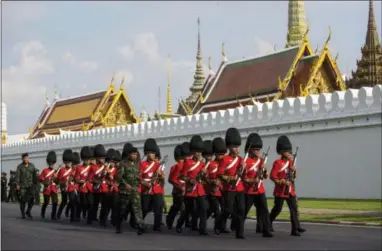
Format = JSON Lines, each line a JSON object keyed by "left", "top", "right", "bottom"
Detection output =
{"left": 143, "top": 178, "right": 151, "bottom": 182}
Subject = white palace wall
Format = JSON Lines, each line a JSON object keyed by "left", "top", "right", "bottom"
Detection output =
{"left": 1, "top": 86, "right": 381, "bottom": 199}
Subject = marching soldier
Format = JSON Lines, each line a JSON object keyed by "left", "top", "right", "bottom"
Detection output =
{"left": 15, "top": 153, "right": 38, "bottom": 219}
{"left": 180, "top": 141, "right": 193, "bottom": 228}
{"left": 121, "top": 143, "right": 136, "bottom": 226}
{"left": 155, "top": 146, "right": 167, "bottom": 226}
{"left": 34, "top": 169, "right": 41, "bottom": 205}
{"left": 115, "top": 144, "right": 145, "bottom": 235}
{"left": 56, "top": 149, "right": 76, "bottom": 221}
{"left": 7, "top": 171, "right": 17, "bottom": 203}
{"left": 40, "top": 151, "right": 59, "bottom": 220}
{"left": 87, "top": 144, "right": 107, "bottom": 224}
{"left": 1, "top": 172, "right": 7, "bottom": 202}
{"left": 64, "top": 152, "right": 80, "bottom": 220}
{"left": 110, "top": 150, "right": 122, "bottom": 226}
{"left": 242, "top": 133, "right": 273, "bottom": 237}
{"left": 269, "top": 135, "right": 306, "bottom": 236}
{"left": 205, "top": 138, "right": 225, "bottom": 234}
{"left": 75, "top": 146, "right": 93, "bottom": 221}
{"left": 217, "top": 127, "right": 246, "bottom": 239}
{"left": 139, "top": 138, "right": 164, "bottom": 231}
{"left": 176, "top": 135, "right": 208, "bottom": 235}
{"left": 166, "top": 144, "right": 185, "bottom": 229}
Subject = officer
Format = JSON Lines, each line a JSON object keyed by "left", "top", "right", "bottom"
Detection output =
{"left": 15, "top": 153, "right": 38, "bottom": 219}
{"left": 115, "top": 144, "right": 145, "bottom": 235}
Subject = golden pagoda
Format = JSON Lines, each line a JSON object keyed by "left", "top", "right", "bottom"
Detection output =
{"left": 348, "top": 0, "right": 382, "bottom": 88}
{"left": 29, "top": 76, "right": 139, "bottom": 139}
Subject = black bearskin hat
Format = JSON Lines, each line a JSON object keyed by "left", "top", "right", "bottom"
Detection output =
{"left": 46, "top": 151, "right": 57, "bottom": 165}
{"left": 190, "top": 135, "right": 204, "bottom": 153}
{"left": 156, "top": 145, "right": 161, "bottom": 159}
{"left": 144, "top": 138, "right": 158, "bottom": 154}
{"left": 203, "top": 140, "right": 213, "bottom": 155}
{"left": 113, "top": 150, "right": 122, "bottom": 162}
{"left": 174, "top": 145, "right": 184, "bottom": 160}
{"left": 181, "top": 142, "right": 190, "bottom": 157}
{"left": 80, "top": 146, "right": 92, "bottom": 160}
{"left": 72, "top": 152, "right": 81, "bottom": 165}
{"left": 89, "top": 146, "right": 95, "bottom": 159}
{"left": 106, "top": 148, "right": 116, "bottom": 162}
{"left": 94, "top": 144, "right": 106, "bottom": 158}
{"left": 62, "top": 149, "right": 73, "bottom": 163}
{"left": 122, "top": 143, "right": 133, "bottom": 158}
{"left": 225, "top": 127, "right": 241, "bottom": 147}
{"left": 245, "top": 133, "right": 263, "bottom": 153}
{"left": 212, "top": 137, "right": 227, "bottom": 155}
{"left": 276, "top": 135, "right": 292, "bottom": 153}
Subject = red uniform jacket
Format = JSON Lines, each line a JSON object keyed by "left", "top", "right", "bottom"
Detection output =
{"left": 75, "top": 164, "right": 92, "bottom": 193}
{"left": 139, "top": 160, "right": 164, "bottom": 195}
{"left": 270, "top": 158, "right": 296, "bottom": 198}
{"left": 39, "top": 167, "right": 58, "bottom": 196}
{"left": 243, "top": 157, "right": 265, "bottom": 195}
{"left": 181, "top": 158, "right": 206, "bottom": 197}
{"left": 99, "top": 165, "right": 118, "bottom": 193}
{"left": 88, "top": 164, "right": 107, "bottom": 193}
{"left": 168, "top": 162, "right": 185, "bottom": 195}
{"left": 217, "top": 155, "right": 244, "bottom": 192}
{"left": 205, "top": 160, "right": 222, "bottom": 196}
{"left": 57, "top": 167, "right": 76, "bottom": 193}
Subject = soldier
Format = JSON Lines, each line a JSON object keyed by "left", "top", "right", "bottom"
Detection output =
{"left": 34, "top": 169, "right": 41, "bottom": 205}
{"left": 217, "top": 127, "right": 246, "bottom": 239}
{"left": 139, "top": 138, "right": 164, "bottom": 231}
{"left": 242, "top": 133, "right": 273, "bottom": 238}
{"left": 154, "top": 146, "right": 167, "bottom": 226}
{"left": 64, "top": 152, "right": 80, "bottom": 220}
{"left": 39, "top": 151, "right": 59, "bottom": 220}
{"left": 205, "top": 139, "right": 225, "bottom": 234}
{"left": 75, "top": 146, "right": 93, "bottom": 221}
{"left": 166, "top": 145, "right": 185, "bottom": 229}
{"left": 99, "top": 148, "right": 118, "bottom": 227}
{"left": 180, "top": 141, "right": 193, "bottom": 228}
{"left": 87, "top": 144, "right": 107, "bottom": 224}
{"left": 115, "top": 144, "right": 145, "bottom": 235}
{"left": 7, "top": 171, "right": 17, "bottom": 203}
{"left": 56, "top": 149, "right": 76, "bottom": 221}
{"left": 1, "top": 172, "right": 7, "bottom": 202}
{"left": 175, "top": 135, "right": 208, "bottom": 235}
{"left": 120, "top": 143, "right": 134, "bottom": 224}
{"left": 15, "top": 153, "right": 38, "bottom": 219}
{"left": 269, "top": 135, "right": 306, "bottom": 236}
{"left": 110, "top": 150, "right": 122, "bottom": 226}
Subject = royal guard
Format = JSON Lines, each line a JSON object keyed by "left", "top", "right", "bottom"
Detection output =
{"left": 56, "top": 149, "right": 76, "bottom": 221}
{"left": 64, "top": 151, "right": 81, "bottom": 219}
{"left": 242, "top": 133, "right": 273, "bottom": 237}
{"left": 39, "top": 151, "right": 59, "bottom": 220}
{"left": 269, "top": 135, "right": 306, "bottom": 236}
{"left": 75, "top": 146, "right": 93, "bottom": 221}
{"left": 205, "top": 138, "right": 226, "bottom": 234}
{"left": 87, "top": 144, "right": 107, "bottom": 225}
{"left": 180, "top": 141, "right": 193, "bottom": 228}
{"left": 175, "top": 135, "right": 208, "bottom": 235}
{"left": 139, "top": 138, "right": 164, "bottom": 231}
{"left": 217, "top": 127, "right": 246, "bottom": 239}
{"left": 166, "top": 144, "right": 185, "bottom": 229}
{"left": 110, "top": 150, "right": 121, "bottom": 226}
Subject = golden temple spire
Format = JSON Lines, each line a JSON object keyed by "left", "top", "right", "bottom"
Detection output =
{"left": 286, "top": 0, "right": 307, "bottom": 48}
{"left": 166, "top": 54, "right": 173, "bottom": 114}
{"left": 189, "top": 17, "right": 205, "bottom": 104}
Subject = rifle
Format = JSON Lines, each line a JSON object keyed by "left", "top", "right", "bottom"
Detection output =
{"left": 93, "top": 163, "right": 109, "bottom": 191}
{"left": 254, "top": 146, "right": 270, "bottom": 192}
{"left": 232, "top": 143, "right": 251, "bottom": 189}
{"left": 151, "top": 155, "right": 169, "bottom": 184}
{"left": 283, "top": 146, "right": 299, "bottom": 196}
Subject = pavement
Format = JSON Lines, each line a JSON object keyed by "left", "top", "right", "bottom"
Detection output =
{"left": 1, "top": 203, "right": 382, "bottom": 250}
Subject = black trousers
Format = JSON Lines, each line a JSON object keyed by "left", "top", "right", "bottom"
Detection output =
{"left": 41, "top": 193, "right": 59, "bottom": 219}
{"left": 99, "top": 192, "right": 118, "bottom": 226}
{"left": 176, "top": 196, "right": 207, "bottom": 234}
{"left": 245, "top": 193, "right": 271, "bottom": 233}
{"left": 270, "top": 196, "right": 300, "bottom": 231}
{"left": 87, "top": 192, "right": 102, "bottom": 224}
{"left": 206, "top": 195, "right": 224, "bottom": 229}
{"left": 166, "top": 193, "right": 184, "bottom": 228}
{"left": 141, "top": 194, "right": 164, "bottom": 230}
{"left": 76, "top": 192, "right": 90, "bottom": 220}
{"left": 220, "top": 191, "right": 245, "bottom": 237}
{"left": 58, "top": 191, "right": 76, "bottom": 220}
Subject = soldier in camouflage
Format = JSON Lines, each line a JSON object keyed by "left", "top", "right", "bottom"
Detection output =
{"left": 15, "top": 153, "right": 38, "bottom": 219}
{"left": 7, "top": 171, "right": 18, "bottom": 203}
{"left": 115, "top": 144, "right": 145, "bottom": 235}
{"left": 34, "top": 169, "right": 41, "bottom": 205}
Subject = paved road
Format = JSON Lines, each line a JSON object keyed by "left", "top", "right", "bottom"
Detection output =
{"left": 1, "top": 203, "right": 381, "bottom": 250}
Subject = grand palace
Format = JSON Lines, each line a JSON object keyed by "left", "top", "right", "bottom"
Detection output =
{"left": 1, "top": 0, "right": 381, "bottom": 145}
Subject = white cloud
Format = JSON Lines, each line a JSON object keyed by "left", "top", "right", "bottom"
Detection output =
{"left": 62, "top": 51, "right": 98, "bottom": 72}
{"left": 2, "top": 40, "right": 54, "bottom": 111}
{"left": 118, "top": 32, "right": 160, "bottom": 63}
{"left": 114, "top": 70, "right": 134, "bottom": 86}
{"left": 117, "top": 44, "right": 135, "bottom": 61}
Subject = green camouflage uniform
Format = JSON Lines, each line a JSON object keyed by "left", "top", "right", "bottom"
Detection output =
{"left": 7, "top": 172, "right": 18, "bottom": 202}
{"left": 116, "top": 159, "right": 145, "bottom": 234}
{"left": 34, "top": 170, "right": 41, "bottom": 205}
{"left": 15, "top": 162, "right": 38, "bottom": 217}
